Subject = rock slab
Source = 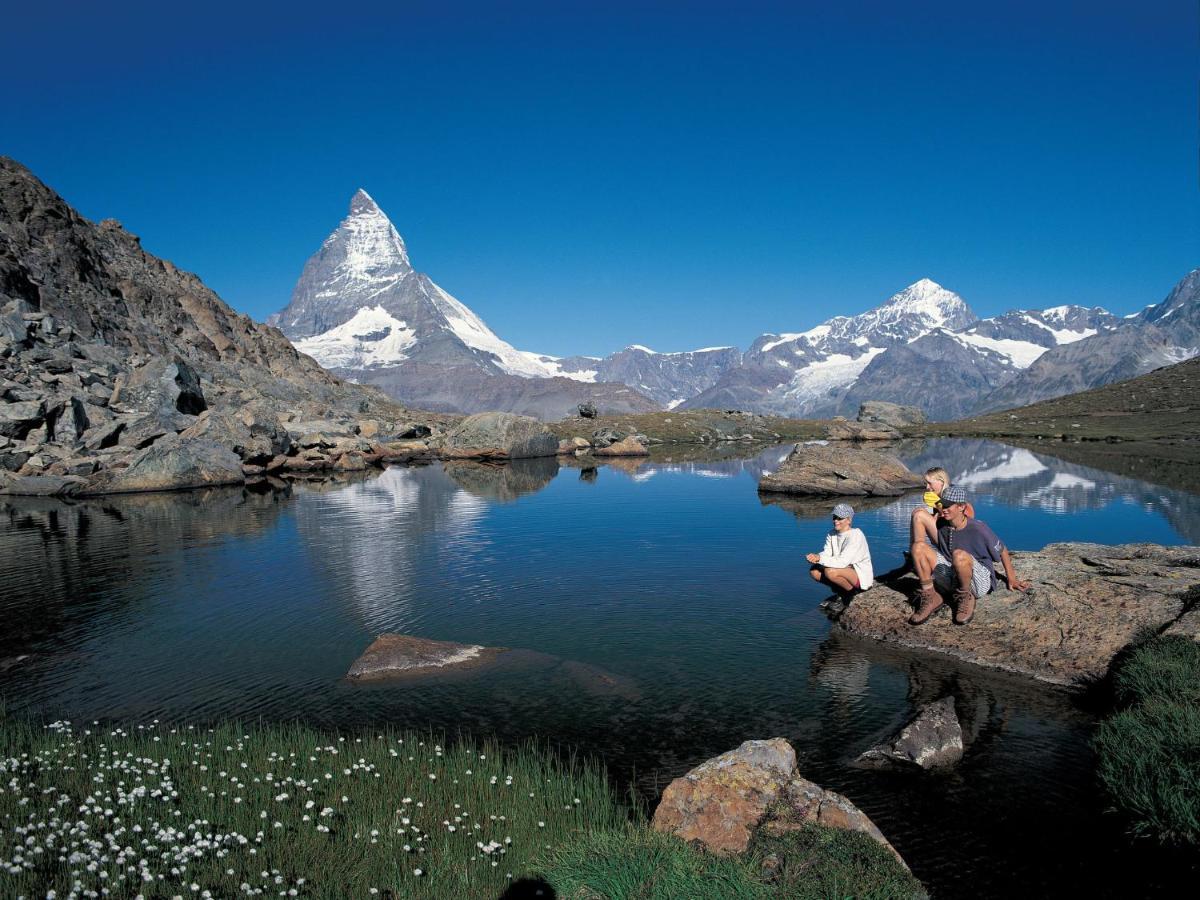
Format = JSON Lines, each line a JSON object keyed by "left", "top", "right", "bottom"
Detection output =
{"left": 832, "top": 542, "right": 1200, "bottom": 686}
{"left": 758, "top": 443, "right": 923, "bottom": 496}
{"left": 592, "top": 435, "right": 649, "bottom": 457}
{"left": 651, "top": 738, "right": 904, "bottom": 866}
{"left": 441, "top": 412, "right": 558, "bottom": 459}
{"left": 858, "top": 401, "right": 927, "bottom": 428}
{"left": 855, "top": 697, "right": 964, "bottom": 770}
{"left": 346, "top": 634, "right": 505, "bottom": 680}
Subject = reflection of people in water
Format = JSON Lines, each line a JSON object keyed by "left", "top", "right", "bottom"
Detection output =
{"left": 807, "top": 503, "right": 874, "bottom": 600}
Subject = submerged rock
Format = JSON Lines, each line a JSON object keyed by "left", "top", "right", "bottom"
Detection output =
{"left": 346, "top": 634, "right": 506, "bottom": 680}
{"left": 831, "top": 542, "right": 1200, "bottom": 686}
{"left": 855, "top": 697, "right": 964, "bottom": 770}
{"left": 651, "top": 738, "right": 906, "bottom": 866}
{"left": 758, "top": 443, "right": 923, "bottom": 496}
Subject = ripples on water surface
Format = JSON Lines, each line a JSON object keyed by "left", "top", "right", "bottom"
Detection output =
{"left": 2, "top": 438, "right": 1198, "bottom": 897}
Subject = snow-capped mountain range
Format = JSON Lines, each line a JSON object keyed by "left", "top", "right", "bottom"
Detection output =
{"left": 270, "top": 190, "right": 1198, "bottom": 420}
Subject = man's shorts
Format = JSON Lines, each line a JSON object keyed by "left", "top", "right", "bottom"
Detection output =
{"left": 933, "top": 551, "right": 994, "bottom": 597}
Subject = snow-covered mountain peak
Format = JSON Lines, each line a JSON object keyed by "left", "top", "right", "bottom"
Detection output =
{"left": 330, "top": 189, "right": 411, "bottom": 280}
{"left": 880, "top": 279, "right": 973, "bottom": 327}
{"left": 349, "top": 188, "right": 381, "bottom": 216}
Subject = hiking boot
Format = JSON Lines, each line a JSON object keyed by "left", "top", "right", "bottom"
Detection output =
{"left": 953, "top": 588, "right": 977, "bottom": 625}
{"left": 908, "top": 585, "right": 944, "bottom": 625}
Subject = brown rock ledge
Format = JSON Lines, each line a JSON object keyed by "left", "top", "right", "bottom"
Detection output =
{"left": 829, "top": 542, "right": 1200, "bottom": 686}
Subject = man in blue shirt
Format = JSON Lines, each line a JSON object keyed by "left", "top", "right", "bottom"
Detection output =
{"left": 908, "top": 486, "right": 1030, "bottom": 626}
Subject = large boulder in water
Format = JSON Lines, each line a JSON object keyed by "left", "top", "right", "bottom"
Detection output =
{"left": 824, "top": 419, "right": 902, "bottom": 441}
{"left": 858, "top": 401, "right": 927, "bottom": 428}
{"left": 758, "top": 443, "right": 923, "bottom": 496}
{"left": 651, "top": 738, "right": 906, "bottom": 865}
{"left": 81, "top": 434, "right": 244, "bottom": 494}
{"left": 592, "top": 435, "right": 649, "bottom": 457}
{"left": 441, "top": 412, "right": 558, "bottom": 459}
{"left": 831, "top": 542, "right": 1200, "bottom": 686}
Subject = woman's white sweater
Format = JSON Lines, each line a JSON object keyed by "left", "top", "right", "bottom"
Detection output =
{"left": 817, "top": 527, "right": 874, "bottom": 589}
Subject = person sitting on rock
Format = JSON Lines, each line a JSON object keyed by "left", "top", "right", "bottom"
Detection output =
{"left": 807, "top": 503, "right": 874, "bottom": 600}
{"left": 909, "top": 486, "right": 1030, "bottom": 626}
{"left": 909, "top": 466, "right": 974, "bottom": 551}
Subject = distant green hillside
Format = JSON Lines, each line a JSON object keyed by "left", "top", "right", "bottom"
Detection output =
{"left": 926, "top": 356, "right": 1200, "bottom": 442}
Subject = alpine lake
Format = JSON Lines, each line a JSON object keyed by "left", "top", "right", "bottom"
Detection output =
{"left": 2, "top": 438, "right": 1198, "bottom": 898}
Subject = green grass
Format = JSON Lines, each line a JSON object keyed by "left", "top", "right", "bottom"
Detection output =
{"left": 0, "top": 717, "right": 627, "bottom": 899}
{"left": 1095, "top": 636, "right": 1200, "bottom": 845}
{"left": 1, "top": 714, "right": 923, "bottom": 898}
{"left": 534, "top": 823, "right": 923, "bottom": 899}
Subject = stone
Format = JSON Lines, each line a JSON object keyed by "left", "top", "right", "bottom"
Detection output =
{"left": 590, "top": 427, "right": 624, "bottom": 448}
{"left": 578, "top": 401, "right": 597, "bottom": 418}
{"left": 651, "top": 738, "right": 906, "bottom": 866}
{"left": 857, "top": 400, "right": 927, "bottom": 428}
{"left": 0, "top": 400, "right": 45, "bottom": 440}
{"left": 333, "top": 450, "right": 367, "bottom": 471}
{"left": 824, "top": 420, "right": 902, "bottom": 441}
{"left": 356, "top": 419, "right": 380, "bottom": 438}
{"left": 81, "top": 434, "right": 244, "bottom": 494}
{"left": 650, "top": 738, "right": 796, "bottom": 855}
{"left": 394, "top": 423, "right": 433, "bottom": 440}
{"left": 0, "top": 473, "right": 86, "bottom": 496}
{"left": 758, "top": 444, "right": 923, "bottom": 496}
{"left": 855, "top": 697, "right": 964, "bottom": 770}
{"left": 832, "top": 542, "right": 1200, "bottom": 686}
{"left": 110, "top": 356, "right": 207, "bottom": 416}
{"left": 592, "top": 435, "right": 650, "bottom": 457}
{"left": 442, "top": 412, "right": 558, "bottom": 459}
{"left": 346, "top": 634, "right": 505, "bottom": 680}
{"left": 180, "top": 407, "right": 292, "bottom": 464}
{"left": 558, "top": 436, "right": 590, "bottom": 454}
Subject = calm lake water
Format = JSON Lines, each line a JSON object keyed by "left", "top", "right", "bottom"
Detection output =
{"left": 2, "top": 438, "right": 1198, "bottom": 897}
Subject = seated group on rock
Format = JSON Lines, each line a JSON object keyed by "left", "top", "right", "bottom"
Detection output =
{"left": 808, "top": 466, "right": 1030, "bottom": 626}
{"left": 908, "top": 466, "right": 1030, "bottom": 626}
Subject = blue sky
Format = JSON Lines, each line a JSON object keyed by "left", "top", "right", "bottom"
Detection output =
{"left": 6, "top": 0, "right": 1196, "bottom": 356}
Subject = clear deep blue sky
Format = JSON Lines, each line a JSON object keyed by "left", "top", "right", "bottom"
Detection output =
{"left": 6, "top": 0, "right": 1197, "bottom": 356}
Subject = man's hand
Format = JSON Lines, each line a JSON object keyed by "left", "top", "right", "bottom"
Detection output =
{"left": 806, "top": 553, "right": 820, "bottom": 564}
{"left": 1009, "top": 575, "right": 1031, "bottom": 592}
{"left": 1000, "top": 549, "right": 1030, "bottom": 592}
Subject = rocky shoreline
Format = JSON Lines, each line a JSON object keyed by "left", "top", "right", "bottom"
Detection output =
{"left": 827, "top": 542, "right": 1200, "bottom": 687}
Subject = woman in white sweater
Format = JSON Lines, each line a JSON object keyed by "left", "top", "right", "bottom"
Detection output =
{"left": 806, "top": 502, "right": 874, "bottom": 598}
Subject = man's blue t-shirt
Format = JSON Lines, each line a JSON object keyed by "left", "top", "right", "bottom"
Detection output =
{"left": 937, "top": 518, "right": 1005, "bottom": 585}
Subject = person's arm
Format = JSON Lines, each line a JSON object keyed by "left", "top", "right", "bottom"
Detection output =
{"left": 999, "top": 547, "right": 1030, "bottom": 592}
{"left": 807, "top": 533, "right": 834, "bottom": 565}
{"left": 820, "top": 531, "right": 862, "bottom": 568}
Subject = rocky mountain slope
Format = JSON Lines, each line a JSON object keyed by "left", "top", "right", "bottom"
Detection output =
{"left": 0, "top": 157, "right": 450, "bottom": 494}
{"left": 269, "top": 191, "right": 658, "bottom": 419}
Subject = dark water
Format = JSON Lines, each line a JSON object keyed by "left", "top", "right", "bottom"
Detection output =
{"left": 2, "top": 438, "right": 1198, "bottom": 897}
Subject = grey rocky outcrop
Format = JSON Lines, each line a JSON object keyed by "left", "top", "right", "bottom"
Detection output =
{"left": 80, "top": 434, "right": 245, "bottom": 494}
{"left": 831, "top": 542, "right": 1200, "bottom": 686}
{"left": 758, "top": 443, "right": 923, "bottom": 496}
{"left": 857, "top": 401, "right": 927, "bottom": 428}
{"left": 0, "top": 156, "right": 450, "bottom": 494}
{"left": 824, "top": 417, "right": 901, "bottom": 441}
{"left": 651, "top": 738, "right": 906, "bottom": 866}
{"left": 855, "top": 697, "right": 964, "bottom": 770}
{"left": 442, "top": 412, "right": 558, "bottom": 459}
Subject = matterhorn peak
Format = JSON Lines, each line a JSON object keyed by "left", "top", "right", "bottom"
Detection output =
{"left": 349, "top": 188, "right": 381, "bottom": 216}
